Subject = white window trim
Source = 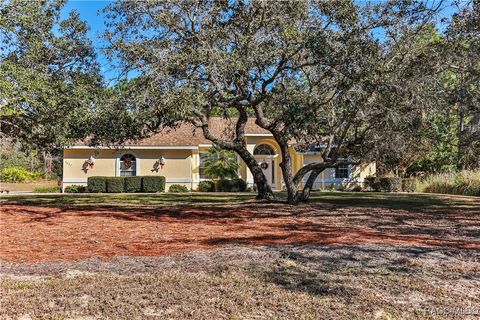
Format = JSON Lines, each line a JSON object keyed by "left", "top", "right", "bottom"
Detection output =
{"left": 335, "top": 163, "right": 350, "bottom": 179}
{"left": 116, "top": 153, "right": 140, "bottom": 177}
{"left": 253, "top": 143, "right": 277, "bottom": 156}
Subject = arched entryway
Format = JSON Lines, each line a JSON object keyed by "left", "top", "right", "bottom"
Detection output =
{"left": 253, "top": 143, "right": 277, "bottom": 189}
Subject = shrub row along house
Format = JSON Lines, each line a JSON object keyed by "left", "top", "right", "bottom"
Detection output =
{"left": 62, "top": 118, "right": 376, "bottom": 192}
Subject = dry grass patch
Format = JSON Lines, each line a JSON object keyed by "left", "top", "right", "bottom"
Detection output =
{"left": 1, "top": 245, "right": 479, "bottom": 319}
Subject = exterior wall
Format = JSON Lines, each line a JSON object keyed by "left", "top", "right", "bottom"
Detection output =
{"left": 62, "top": 148, "right": 195, "bottom": 191}
{"left": 63, "top": 141, "right": 376, "bottom": 192}
{"left": 301, "top": 154, "right": 375, "bottom": 190}
{"left": 63, "top": 149, "right": 118, "bottom": 181}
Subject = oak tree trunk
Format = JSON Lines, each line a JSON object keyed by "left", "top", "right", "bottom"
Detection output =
{"left": 298, "top": 167, "right": 325, "bottom": 202}
{"left": 236, "top": 147, "right": 275, "bottom": 201}
{"left": 277, "top": 141, "right": 298, "bottom": 204}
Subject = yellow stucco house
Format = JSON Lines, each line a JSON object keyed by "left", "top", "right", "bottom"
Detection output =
{"left": 62, "top": 118, "right": 375, "bottom": 191}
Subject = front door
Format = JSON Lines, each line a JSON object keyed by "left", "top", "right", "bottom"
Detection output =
{"left": 260, "top": 159, "right": 275, "bottom": 189}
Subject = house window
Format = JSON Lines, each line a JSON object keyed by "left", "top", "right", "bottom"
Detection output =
{"left": 254, "top": 144, "right": 275, "bottom": 155}
{"left": 335, "top": 163, "right": 349, "bottom": 179}
{"left": 120, "top": 154, "right": 136, "bottom": 176}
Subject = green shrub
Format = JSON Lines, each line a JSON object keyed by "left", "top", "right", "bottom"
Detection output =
{"left": 198, "top": 180, "right": 215, "bottom": 192}
{"left": 216, "top": 179, "right": 232, "bottom": 192}
{"left": 33, "top": 186, "right": 59, "bottom": 193}
{"left": 230, "top": 178, "right": 247, "bottom": 192}
{"left": 142, "top": 176, "right": 166, "bottom": 193}
{"left": 87, "top": 176, "right": 107, "bottom": 193}
{"left": 124, "top": 176, "right": 142, "bottom": 193}
{"left": 106, "top": 177, "right": 125, "bottom": 193}
{"left": 402, "top": 178, "right": 417, "bottom": 192}
{"left": 352, "top": 185, "right": 362, "bottom": 192}
{"left": 421, "top": 171, "right": 480, "bottom": 196}
{"left": 216, "top": 179, "right": 247, "bottom": 192}
{"left": 0, "top": 166, "right": 43, "bottom": 183}
{"left": 201, "top": 147, "right": 239, "bottom": 180}
{"left": 364, "top": 176, "right": 381, "bottom": 191}
{"left": 64, "top": 185, "right": 86, "bottom": 193}
{"left": 379, "top": 177, "right": 402, "bottom": 192}
{"left": 169, "top": 184, "right": 189, "bottom": 193}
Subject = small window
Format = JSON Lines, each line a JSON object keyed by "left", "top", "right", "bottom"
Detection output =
{"left": 335, "top": 163, "right": 349, "bottom": 179}
{"left": 254, "top": 144, "right": 275, "bottom": 155}
{"left": 120, "top": 154, "right": 136, "bottom": 176}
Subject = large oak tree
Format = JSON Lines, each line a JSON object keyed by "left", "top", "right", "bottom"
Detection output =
{"left": 0, "top": 0, "right": 102, "bottom": 151}
{"left": 104, "top": 0, "right": 447, "bottom": 203}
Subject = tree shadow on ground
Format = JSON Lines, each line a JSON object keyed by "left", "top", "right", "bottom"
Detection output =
{"left": 262, "top": 244, "right": 480, "bottom": 297}
{"left": 0, "top": 193, "right": 255, "bottom": 209}
{"left": 4, "top": 198, "right": 479, "bottom": 250}
{"left": 1, "top": 192, "right": 479, "bottom": 262}
{"left": 2, "top": 191, "right": 479, "bottom": 214}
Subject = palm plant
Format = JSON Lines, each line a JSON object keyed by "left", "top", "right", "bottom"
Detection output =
{"left": 203, "top": 147, "right": 239, "bottom": 180}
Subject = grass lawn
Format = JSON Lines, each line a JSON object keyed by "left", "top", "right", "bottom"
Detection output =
{"left": 1, "top": 192, "right": 479, "bottom": 319}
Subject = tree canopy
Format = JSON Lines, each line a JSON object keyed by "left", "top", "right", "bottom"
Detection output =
{"left": 2, "top": 0, "right": 478, "bottom": 203}
{"left": 0, "top": 0, "right": 102, "bottom": 150}
{"left": 102, "top": 0, "right": 464, "bottom": 203}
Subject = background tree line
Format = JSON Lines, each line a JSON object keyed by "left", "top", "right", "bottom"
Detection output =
{"left": 1, "top": 0, "right": 478, "bottom": 202}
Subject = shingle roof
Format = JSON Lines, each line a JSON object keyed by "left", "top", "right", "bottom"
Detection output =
{"left": 120, "top": 117, "right": 271, "bottom": 147}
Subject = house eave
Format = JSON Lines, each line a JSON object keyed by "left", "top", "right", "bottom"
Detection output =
{"left": 65, "top": 145, "right": 199, "bottom": 150}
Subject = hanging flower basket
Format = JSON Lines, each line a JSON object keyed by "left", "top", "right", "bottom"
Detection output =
{"left": 159, "top": 156, "right": 166, "bottom": 169}
{"left": 86, "top": 156, "right": 95, "bottom": 169}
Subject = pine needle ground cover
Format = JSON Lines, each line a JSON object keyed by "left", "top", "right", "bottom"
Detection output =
{"left": 1, "top": 193, "right": 479, "bottom": 319}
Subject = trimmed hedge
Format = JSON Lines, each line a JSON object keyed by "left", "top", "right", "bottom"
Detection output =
{"left": 402, "top": 178, "right": 416, "bottom": 192}
{"left": 124, "top": 176, "right": 142, "bottom": 193}
{"left": 379, "top": 177, "right": 402, "bottom": 192}
{"left": 216, "top": 178, "right": 247, "bottom": 192}
{"left": 231, "top": 178, "right": 247, "bottom": 192}
{"left": 106, "top": 177, "right": 124, "bottom": 193}
{"left": 87, "top": 176, "right": 107, "bottom": 193}
{"left": 169, "top": 184, "right": 189, "bottom": 193}
{"left": 216, "top": 179, "right": 232, "bottom": 192}
{"left": 87, "top": 176, "right": 167, "bottom": 193}
{"left": 364, "top": 176, "right": 381, "bottom": 191}
{"left": 142, "top": 176, "right": 166, "bottom": 193}
{"left": 64, "top": 185, "right": 86, "bottom": 193}
{"left": 198, "top": 180, "right": 215, "bottom": 192}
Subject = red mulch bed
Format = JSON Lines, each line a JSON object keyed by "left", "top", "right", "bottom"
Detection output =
{"left": 1, "top": 202, "right": 479, "bottom": 262}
